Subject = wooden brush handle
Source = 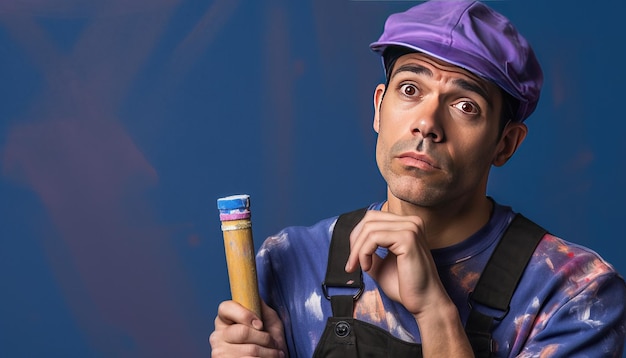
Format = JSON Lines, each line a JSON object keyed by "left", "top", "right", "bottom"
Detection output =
{"left": 217, "top": 195, "right": 261, "bottom": 318}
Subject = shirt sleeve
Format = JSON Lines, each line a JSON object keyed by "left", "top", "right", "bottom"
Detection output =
{"left": 517, "top": 271, "right": 626, "bottom": 357}
{"left": 256, "top": 231, "right": 298, "bottom": 356}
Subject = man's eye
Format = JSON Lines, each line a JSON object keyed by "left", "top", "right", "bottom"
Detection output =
{"left": 400, "top": 84, "right": 418, "bottom": 96}
{"left": 453, "top": 101, "right": 480, "bottom": 115}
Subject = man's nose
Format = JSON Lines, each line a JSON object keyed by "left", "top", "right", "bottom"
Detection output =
{"left": 410, "top": 98, "right": 444, "bottom": 142}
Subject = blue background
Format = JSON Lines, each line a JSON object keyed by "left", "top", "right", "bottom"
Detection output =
{"left": 1, "top": 0, "right": 624, "bottom": 356}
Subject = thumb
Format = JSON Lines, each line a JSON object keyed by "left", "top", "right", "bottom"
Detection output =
{"left": 261, "top": 301, "right": 287, "bottom": 353}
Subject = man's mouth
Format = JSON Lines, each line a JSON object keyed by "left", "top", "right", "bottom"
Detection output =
{"left": 396, "top": 152, "right": 440, "bottom": 170}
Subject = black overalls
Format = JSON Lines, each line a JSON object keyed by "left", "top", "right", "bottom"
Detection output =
{"left": 312, "top": 208, "right": 546, "bottom": 358}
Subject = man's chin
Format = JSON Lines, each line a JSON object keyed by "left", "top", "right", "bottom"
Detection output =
{"left": 389, "top": 183, "right": 443, "bottom": 208}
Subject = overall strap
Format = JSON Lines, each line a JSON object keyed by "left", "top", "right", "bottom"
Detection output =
{"left": 323, "top": 209, "right": 547, "bottom": 357}
{"left": 322, "top": 207, "right": 368, "bottom": 317}
{"left": 466, "top": 214, "right": 547, "bottom": 357}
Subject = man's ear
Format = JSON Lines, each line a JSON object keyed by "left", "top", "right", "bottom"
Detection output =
{"left": 373, "top": 84, "right": 386, "bottom": 133}
{"left": 493, "top": 122, "right": 527, "bottom": 167}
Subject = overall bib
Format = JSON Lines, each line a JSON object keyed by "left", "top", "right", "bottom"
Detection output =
{"left": 312, "top": 208, "right": 546, "bottom": 358}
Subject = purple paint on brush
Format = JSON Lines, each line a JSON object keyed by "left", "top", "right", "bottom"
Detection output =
{"left": 217, "top": 194, "right": 251, "bottom": 221}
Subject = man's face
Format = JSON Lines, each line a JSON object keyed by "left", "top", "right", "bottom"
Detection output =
{"left": 373, "top": 52, "right": 505, "bottom": 209}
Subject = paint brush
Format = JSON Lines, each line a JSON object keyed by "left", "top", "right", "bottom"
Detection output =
{"left": 217, "top": 194, "right": 262, "bottom": 318}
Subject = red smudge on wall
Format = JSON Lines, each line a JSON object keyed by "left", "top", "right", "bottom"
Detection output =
{"left": 0, "top": 0, "right": 240, "bottom": 355}
{"left": 261, "top": 4, "right": 295, "bottom": 224}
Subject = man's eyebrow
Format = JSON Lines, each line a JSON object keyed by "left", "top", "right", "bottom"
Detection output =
{"left": 391, "top": 63, "right": 494, "bottom": 108}
{"left": 390, "top": 64, "right": 433, "bottom": 80}
{"left": 453, "top": 78, "right": 493, "bottom": 108}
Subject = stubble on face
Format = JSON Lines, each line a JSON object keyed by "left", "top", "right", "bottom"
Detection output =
{"left": 374, "top": 54, "right": 503, "bottom": 212}
{"left": 376, "top": 127, "right": 457, "bottom": 208}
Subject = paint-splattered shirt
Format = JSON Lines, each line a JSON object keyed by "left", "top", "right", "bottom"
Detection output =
{"left": 257, "top": 202, "right": 626, "bottom": 357}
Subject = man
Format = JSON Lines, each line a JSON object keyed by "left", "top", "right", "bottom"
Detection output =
{"left": 210, "top": 1, "right": 626, "bottom": 357}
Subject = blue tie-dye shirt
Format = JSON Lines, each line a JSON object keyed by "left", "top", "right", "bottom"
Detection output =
{"left": 257, "top": 202, "right": 626, "bottom": 357}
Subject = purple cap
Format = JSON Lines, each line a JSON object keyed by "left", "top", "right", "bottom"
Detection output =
{"left": 370, "top": 0, "right": 543, "bottom": 122}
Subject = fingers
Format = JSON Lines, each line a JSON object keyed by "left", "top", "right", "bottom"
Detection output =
{"left": 213, "top": 301, "right": 267, "bottom": 346}
{"left": 210, "top": 300, "right": 286, "bottom": 358}
{"left": 346, "top": 210, "right": 424, "bottom": 272}
{"left": 214, "top": 300, "right": 262, "bottom": 329}
{"left": 210, "top": 339, "right": 284, "bottom": 358}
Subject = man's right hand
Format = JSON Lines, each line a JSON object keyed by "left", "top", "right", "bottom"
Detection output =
{"left": 209, "top": 300, "right": 287, "bottom": 358}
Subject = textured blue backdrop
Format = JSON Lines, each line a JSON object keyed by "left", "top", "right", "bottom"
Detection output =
{"left": 1, "top": 0, "right": 625, "bottom": 356}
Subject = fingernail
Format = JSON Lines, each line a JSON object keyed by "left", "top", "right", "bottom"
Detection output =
{"left": 252, "top": 319, "right": 263, "bottom": 330}
{"left": 279, "top": 351, "right": 285, "bottom": 358}
{"left": 344, "top": 262, "right": 350, "bottom": 272}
